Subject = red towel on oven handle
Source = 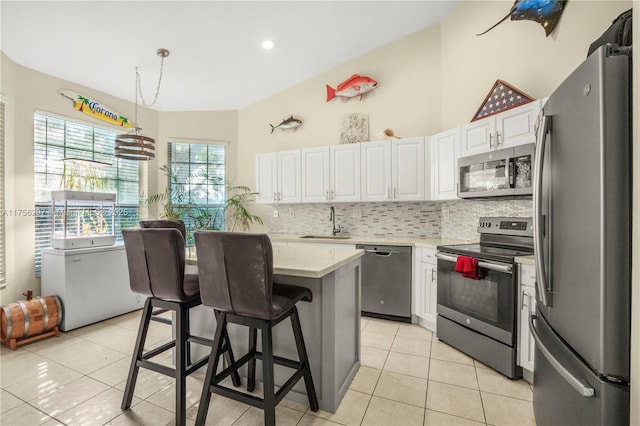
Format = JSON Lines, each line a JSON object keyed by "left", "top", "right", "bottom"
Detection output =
{"left": 454, "top": 255, "right": 484, "bottom": 280}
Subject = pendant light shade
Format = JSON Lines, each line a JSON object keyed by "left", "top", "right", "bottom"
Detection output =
{"left": 115, "top": 48, "right": 169, "bottom": 161}
{"left": 114, "top": 132, "right": 156, "bottom": 161}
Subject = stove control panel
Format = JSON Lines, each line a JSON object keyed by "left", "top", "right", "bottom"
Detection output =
{"left": 477, "top": 217, "right": 533, "bottom": 236}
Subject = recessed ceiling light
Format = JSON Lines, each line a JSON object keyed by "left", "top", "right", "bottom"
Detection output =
{"left": 262, "top": 39, "right": 276, "bottom": 50}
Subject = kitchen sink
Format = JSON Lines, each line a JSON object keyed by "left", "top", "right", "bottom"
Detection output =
{"left": 299, "top": 235, "right": 352, "bottom": 240}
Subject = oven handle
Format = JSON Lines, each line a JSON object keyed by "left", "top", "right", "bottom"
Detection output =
{"left": 435, "top": 252, "right": 513, "bottom": 274}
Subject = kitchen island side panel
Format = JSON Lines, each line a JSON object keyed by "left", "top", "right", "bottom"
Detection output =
{"left": 187, "top": 257, "right": 361, "bottom": 413}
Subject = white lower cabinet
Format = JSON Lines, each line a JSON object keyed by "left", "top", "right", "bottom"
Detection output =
{"left": 518, "top": 263, "right": 536, "bottom": 378}
{"left": 413, "top": 247, "right": 437, "bottom": 331}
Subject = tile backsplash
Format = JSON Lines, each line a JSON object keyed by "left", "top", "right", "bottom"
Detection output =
{"left": 267, "top": 198, "right": 532, "bottom": 241}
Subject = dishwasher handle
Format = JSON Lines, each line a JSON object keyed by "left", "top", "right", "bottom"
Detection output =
{"left": 365, "top": 249, "right": 401, "bottom": 256}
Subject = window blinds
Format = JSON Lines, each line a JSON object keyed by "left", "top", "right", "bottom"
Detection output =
{"left": 33, "top": 113, "right": 141, "bottom": 275}
{"left": 167, "top": 141, "right": 226, "bottom": 243}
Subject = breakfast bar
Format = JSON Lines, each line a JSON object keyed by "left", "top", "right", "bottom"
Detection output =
{"left": 187, "top": 244, "right": 364, "bottom": 413}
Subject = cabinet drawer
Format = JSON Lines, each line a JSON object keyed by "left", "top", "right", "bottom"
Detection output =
{"left": 421, "top": 249, "right": 437, "bottom": 263}
{"left": 520, "top": 264, "right": 536, "bottom": 287}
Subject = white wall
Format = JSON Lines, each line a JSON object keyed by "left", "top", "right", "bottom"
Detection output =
{"left": 440, "top": 0, "right": 631, "bottom": 127}
{"left": 155, "top": 110, "right": 239, "bottom": 218}
{"left": 237, "top": 24, "right": 442, "bottom": 230}
{"left": 0, "top": 53, "right": 158, "bottom": 304}
{"left": 234, "top": 1, "right": 631, "bottom": 227}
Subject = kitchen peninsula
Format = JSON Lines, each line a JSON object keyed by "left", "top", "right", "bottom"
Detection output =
{"left": 187, "top": 244, "right": 364, "bottom": 413}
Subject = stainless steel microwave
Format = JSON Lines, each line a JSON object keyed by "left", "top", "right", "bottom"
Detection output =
{"left": 458, "top": 143, "right": 534, "bottom": 198}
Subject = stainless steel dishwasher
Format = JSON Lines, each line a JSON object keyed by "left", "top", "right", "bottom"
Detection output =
{"left": 356, "top": 245, "right": 412, "bottom": 322}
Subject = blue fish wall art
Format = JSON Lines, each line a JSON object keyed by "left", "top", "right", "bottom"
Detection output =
{"left": 477, "top": 0, "right": 568, "bottom": 37}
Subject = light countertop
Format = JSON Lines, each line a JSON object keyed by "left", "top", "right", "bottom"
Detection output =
{"left": 272, "top": 245, "right": 364, "bottom": 278}
{"left": 187, "top": 245, "right": 364, "bottom": 279}
{"left": 515, "top": 255, "right": 535, "bottom": 266}
{"left": 269, "top": 233, "right": 469, "bottom": 250}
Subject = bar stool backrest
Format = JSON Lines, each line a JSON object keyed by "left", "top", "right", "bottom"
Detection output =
{"left": 140, "top": 219, "right": 187, "bottom": 240}
{"left": 122, "top": 228, "right": 190, "bottom": 302}
{"left": 195, "top": 232, "right": 274, "bottom": 320}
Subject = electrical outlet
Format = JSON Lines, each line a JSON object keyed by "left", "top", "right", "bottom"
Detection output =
{"left": 443, "top": 209, "right": 450, "bottom": 220}
{"left": 351, "top": 209, "right": 362, "bottom": 219}
{"left": 273, "top": 209, "right": 279, "bottom": 218}
{"left": 288, "top": 210, "right": 295, "bottom": 218}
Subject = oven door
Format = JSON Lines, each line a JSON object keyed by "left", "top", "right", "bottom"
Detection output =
{"left": 435, "top": 252, "right": 516, "bottom": 346}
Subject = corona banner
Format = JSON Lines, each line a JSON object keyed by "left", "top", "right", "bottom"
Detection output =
{"left": 58, "top": 90, "right": 133, "bottom": 128}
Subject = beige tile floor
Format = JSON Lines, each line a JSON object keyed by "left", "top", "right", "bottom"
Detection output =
{"left": 0, "top": 312, "right": 535, "bottom": 425}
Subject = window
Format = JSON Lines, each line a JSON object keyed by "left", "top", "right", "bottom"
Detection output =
{"left": 167, "top": 141, "right": 226, "bottom": 243}
{"left": 0, "top": 100, "right": 5, "bottom": 288}
{"left": 34, "top": 113, "right": 141, "bottom": 275}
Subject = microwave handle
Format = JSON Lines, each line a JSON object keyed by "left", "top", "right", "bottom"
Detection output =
{"left": 508, "top": 158, "right": 514, "bottom": 188}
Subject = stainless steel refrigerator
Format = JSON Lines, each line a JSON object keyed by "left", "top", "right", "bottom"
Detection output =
{"left": 532, "top": 43, "right": 631, "bottom": 425}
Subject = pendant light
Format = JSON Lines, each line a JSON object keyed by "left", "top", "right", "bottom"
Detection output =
{"left": 115, "top": 48, "right": 169, "bottom": 161}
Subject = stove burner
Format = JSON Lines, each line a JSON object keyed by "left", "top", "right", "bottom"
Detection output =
{"left": 437, "top": 217, "right": 534, "bottom": 263}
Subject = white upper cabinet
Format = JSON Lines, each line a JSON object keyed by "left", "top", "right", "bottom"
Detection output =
{"left": 430, "top": 128, "right": 460, "bottom": 200}
{"left": 497, "top": 100, "right": 541, "bottom": 148}
{"left": 460, "top": 117, "right": 496, "bottom": 156}
{"left": 391, "top": 137, "right": 425, "bottom": 201}
{"left": 301, "top": 144, "right": 360, "bottom": 203}
{"left": 256, "top": 152, "right": 278, "bottom": 204}
{"left": 460, "top": 100, "right": 541, "bottom": 156}
{"left": 255, "top": 149, "right": 301, "bottom": 204}
{"left": 301, "top": 147, "right": 331, "bottom": 202}
{"left": 361, "top": 137, "right": 425, "bottom": 202}
{"left": 360, "top": 140, "right": 392, "bottom": 202}
{"left": 330, "top": 144, "right": 361, "bottom": 202}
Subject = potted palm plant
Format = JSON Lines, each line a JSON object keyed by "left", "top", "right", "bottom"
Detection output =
{"left": 145, "top": 165, "right": 263, "bottom": 243}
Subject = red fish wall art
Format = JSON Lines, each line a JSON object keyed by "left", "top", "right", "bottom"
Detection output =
{"left": 326, "top": 74, "right": 378, "bottom": 102}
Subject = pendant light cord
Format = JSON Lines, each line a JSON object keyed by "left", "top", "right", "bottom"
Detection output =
{"left": 135, "top": 54, "right": 165, "bottom": 107}
{"left": 133, "top": 49, "right": 168, "bottom": 130}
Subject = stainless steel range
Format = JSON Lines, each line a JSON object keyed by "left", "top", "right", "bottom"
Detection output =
{"left": 436, "top": 217, "right": 533, "bottom": 378}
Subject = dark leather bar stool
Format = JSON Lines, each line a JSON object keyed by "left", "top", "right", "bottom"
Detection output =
{"left": 121, "top": 228, "right": 240, "bottom": 426}
{"left": 194, "top": 231, "right": 319, "bottom": 426}
{"left": 139, "top": 220, "right": 188, "bottom": 325}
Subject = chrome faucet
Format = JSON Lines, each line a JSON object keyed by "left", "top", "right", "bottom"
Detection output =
{"left": 329, "top": 206, "right": 342, "bottom": 236}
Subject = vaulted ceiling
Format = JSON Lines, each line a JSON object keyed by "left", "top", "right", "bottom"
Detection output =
{"left": 1, "top": 1, "right": 459, "bottom": 111}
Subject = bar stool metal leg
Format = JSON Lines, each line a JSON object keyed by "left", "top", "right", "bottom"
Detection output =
{"left": 247, "top": 327, "right": 258, "bottom": 392}
{"left": 261, "top": 321, "right": 276, "bottom": 426}
{"left": 195, "top": 312, "right": 228, "bottom": 425}
{"left": 122, "top": 299, "right": 153, "bottom": 410}
{"left": 291, "top": 307, "right": 319, "bottom": 411}
{"left": 175, "top": 304, "right": 188, "bottom": 426}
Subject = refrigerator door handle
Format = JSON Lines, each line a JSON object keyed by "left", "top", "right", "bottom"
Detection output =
{"left": 529, "top": 313, "right": 595, "bottom": 398}
{"left": 533, "top": 113, "right": 551, "bottom": 306}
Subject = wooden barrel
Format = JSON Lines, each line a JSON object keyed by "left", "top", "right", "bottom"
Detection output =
{"left": 1, "top": 295, "right": 63, "bottom": 349}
